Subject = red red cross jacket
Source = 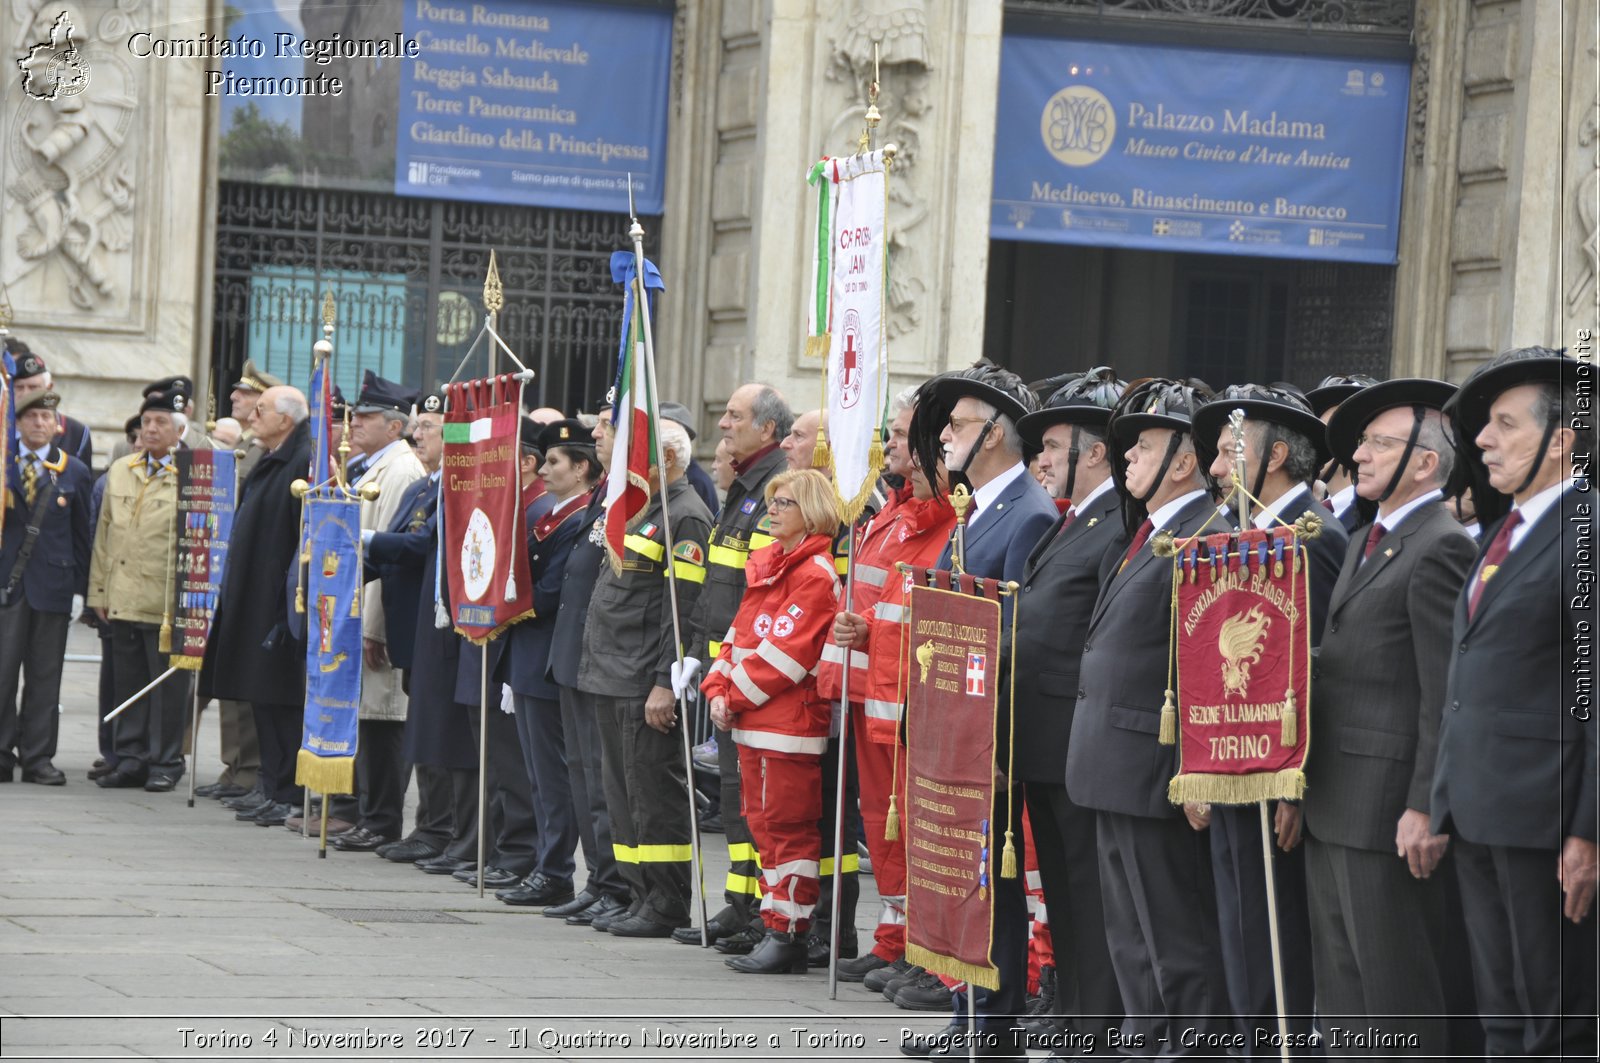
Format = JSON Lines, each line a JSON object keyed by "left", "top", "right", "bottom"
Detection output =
{"left": 701, "top": 532, "right": 841, "bottom": 754}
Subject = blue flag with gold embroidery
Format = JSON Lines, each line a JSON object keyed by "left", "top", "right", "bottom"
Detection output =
{"left": 297, "top": 488, "right": 363, "bottom": 795}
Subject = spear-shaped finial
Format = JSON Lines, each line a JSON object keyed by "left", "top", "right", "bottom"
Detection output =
{"left": 321, "top": 290, "right": 336, "bottom": 333}
{"left": 626, "top": 174, "right": 643, "bottom": 243}
{"left": 483, "top": 250, "right": 504, "bottom": 315}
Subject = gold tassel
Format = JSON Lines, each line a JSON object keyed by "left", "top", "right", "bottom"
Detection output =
{"left": 868, "top": 437, "right": 884, "bottom": 469}
{"left": 157, "top": 618, "right": 172, "bottom": 654}
{"left": 804, "top": 333, "right": 831, "bottom": 359}
{"left": 812, "top": 428, "right": 832, "bottom": 472}
{"left": 1280, "top": 688, "right": 1297, "bottom": 747}
{"left": 295, "top": 584, "right": 305, "bottom": 614}
{"left": 884, "top": 793, "right": 900, "bottom": 840}
{"left": 349, "top": 589, "right": 361, "bottom": 618}
{"left": 1158, "top": 688, "right": 1177, "bottom": 745}
{"left": 1000, "top": 829, "right": 1018, "bottom": 879}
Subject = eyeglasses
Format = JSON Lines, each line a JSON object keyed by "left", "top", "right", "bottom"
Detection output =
{"left": 412, "top": 422, "right": 442, "bottom": 436}
{"left": 768, "top": 496, "right": 799, "bottom": 512}
{"left": 1355, "top": 432, "right": 1436, "bottom": 455}
{"left": 948, "top": 415, "right": 991, "bottom": 432}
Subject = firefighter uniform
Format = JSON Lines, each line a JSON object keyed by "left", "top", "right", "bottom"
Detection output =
{"left": 686, "top": 444, "right": 787, "bottom": 927}
{"left": 577, "top": 477, "right": 712, "bottom": 931}
{"left": 702, "top": 532, "right": 841, "bottom": 940}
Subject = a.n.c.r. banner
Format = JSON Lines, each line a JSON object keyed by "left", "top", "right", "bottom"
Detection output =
{"left": 992, "top": 36, "right": 1410, "bottom": 263}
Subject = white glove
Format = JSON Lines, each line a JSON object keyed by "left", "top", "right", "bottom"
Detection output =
{"left": 671, "top": 656, "right": 703, "bottom": 700}
{"left": 71, "top": 594, "right": 84, "bottom": 620}
{"left": 499, "top": 683, "right": 516, "bottom": 715}
{"left": 361, "top": 528, "right": 376, "bottom": 547}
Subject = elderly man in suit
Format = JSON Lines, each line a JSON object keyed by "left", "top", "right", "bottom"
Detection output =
{"left": 1191, "top": 385, "right": 1351, "bottom": 1056}
{"left": 1301, "top": 378, "right": 1476, "bottom": 1054}
{"left": 1432, "top": 348, "right": 1598, "bottom": 1058}
{"left": 1011, "top": 368, "right": 1128, "bottom": 1055}
{"left": 1306, "top": 375, "right": 1380, "bottom": 536}
{"left": 898, "top": 362, "right": 1056, "bottom": 1059}
{"left": 0, "top": 390, "right": 93, "bottom": 785}
{"left": 1065, "top": 378, "right": 1231, "bottom": 1054}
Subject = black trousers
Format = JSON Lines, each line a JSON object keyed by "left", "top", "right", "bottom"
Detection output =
{"left": 595, "top": 692, "right": 691, "bottom": 925}
{"left": 1454, "top": 839, "right": 1598, "bottom": 1059}
{"left": 1097, "top": 809, "right": 1231, "bottom": 1054}
{"left": 467, "top": 702, "right": 538, "bottom": 875}
{"left": 1209, "top": 804, "right": 1316, "bottom": 1057}
{"left": 442, "top": 766, "right": 481, "bottom": 862}
{"left": 108, "top": 620, "right": 189, "bottom": 780}
{"left": 0, "top": 598, "right": 68, "bottom": 770}
{"left": 558, "top": 684, "right": 626, "bottom": 900}
{"left": 355, "top": 719, "right": 407, "bottom": 838}
{"left": 97, "top": 627, "right": 116, "bottom": 764}
{"left": 1024, "top": 781, "right": 1124, "bottom": 1043}
{"left": 409, "top": 763, "right": 454, "bottom": 849}
{"left": 251, "top": 701, "right": 304, "bottom": 805}
{"left": 514, "top": 693, "right": 578, "bottom": 885}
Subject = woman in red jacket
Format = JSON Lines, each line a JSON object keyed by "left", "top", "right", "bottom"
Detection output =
{"left": 702, "top": 468, "right": 842, "bottom": 974}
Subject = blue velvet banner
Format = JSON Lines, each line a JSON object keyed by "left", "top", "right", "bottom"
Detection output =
{"left": 298, "top": 488, "right": 364, "bottom": 794}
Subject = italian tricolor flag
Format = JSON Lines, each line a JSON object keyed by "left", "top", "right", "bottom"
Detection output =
{"left": 604, "top": 273, "right": 655, "bottom": 574}
{"left": 442, "top": 409, "right": 517, "bottom": 444}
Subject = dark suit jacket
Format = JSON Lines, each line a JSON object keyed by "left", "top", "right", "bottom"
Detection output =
{"left": 0, "top": 446, "right": 93, "bottom": 612}
{"left": 367, "top": 474, "right": 437, "bottom": 672}
{"left": 937, "top": 467, "right": 1058, "bottom": 587}
{"left": 1066, "top": 492, "right": 1216, "bottom": 819}
{"left": 1432, "top": 486, "right": 1599, "bottom": 849}
{"left": 503, "top": 491, "right": 589, "bottom": 700}
{"left": 1301, "top": 501, "right": 1473, "bottom": 852}
{"left": 1267, "top": 485, "right": 1350, "bottom": 644}
{"left": 547, "top": 490, "right": 606, "bottom": 689}
{"left": 1011, "top": 485, "right": 1125, "bottom": 784}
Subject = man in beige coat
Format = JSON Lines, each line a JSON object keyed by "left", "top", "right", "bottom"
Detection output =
{"left": 329, "top": 372, "right": 425, "bottom": 851}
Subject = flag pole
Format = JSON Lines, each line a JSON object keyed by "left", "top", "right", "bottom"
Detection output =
{"left": 477, "top": 256, "right": 504, "bottom": 901}
{"left": 187, "top": 684, "right": 201, "bottom": 808}
{"left": 626, "top": 182, "right": 711, "bottom": 944}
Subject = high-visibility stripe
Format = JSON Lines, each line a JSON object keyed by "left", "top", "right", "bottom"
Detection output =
{"left": 709, "top": 659, "right": 732, "bottom": 678}
{"left": 768, "top": 858, "right": 820, "bottom": 881}
{"left": 873, "top": 601, "right": 906, "bottom": 623}
{"left": 820, "top": 643, "right": 869, "bottom": 670}
{"left": 766, "top": 896, "right": 812, "bottom": 920}
{"left": 732, "top": 728, "right": 827, "bottom": 754}
{"left": 612, "top": 842, "right": 694, "bottom": 863}
{"left": 878, "top": 898, "right": 907, "bottom": 926}
{"left": 864, "top": 698, "right": 901, "bottom": 722}
{"left": 670, "top": 560, "right": 706, "bottom": 583}
{"left": 853, "top": 564, "right": 889, "bottom": 587}
{"left": 834, "top": 555, "right": 850, "bottom": 575}
{"left": 731, "top": 646, "right": 755, "bottom": 664}
{"left": 731, "top": 666, "right": 771, "bottom": 707}
{"left": 749, "top": 532, "right": 775, "bottom": 550}
{"left": 754, "top": 639, "right": 807, "bottom": 682}
{"left": 624, "top": 534, "right": 664, "bottom": 561}
{"left": 819, "top": 853, "right": 861, "bottom": 876}
{"left": 708, "top": 544, "right": 749, "bottom": 568}
{"left": 727, "top": 842, "right": 761, "bottom": 863}
{"left": 1025, "top": 869, "right": 1043, "bottom": 891}
{"left": 725, "top": 872, "right": 762, "bottom": 896}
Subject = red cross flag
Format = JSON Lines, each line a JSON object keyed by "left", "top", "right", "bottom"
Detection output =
{"left": 966, "top": 652, "right": 987, "bottom": 697}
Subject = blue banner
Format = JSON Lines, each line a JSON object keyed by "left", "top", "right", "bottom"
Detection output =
{"left": 992, "top": 37, "right": 1411, "bottom": 263}
{"left": 396, "top": 0, "right": 672, "bottom": 213}
{"left": 298, "top": 490, "right": 364, "bottom": 795}
{"left": 170, "top": 450, "right": 236, "bottom": 669}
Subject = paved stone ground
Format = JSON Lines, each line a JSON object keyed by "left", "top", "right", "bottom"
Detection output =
{"left": 0, "top": 627, "right": 958, "bottom": 1061}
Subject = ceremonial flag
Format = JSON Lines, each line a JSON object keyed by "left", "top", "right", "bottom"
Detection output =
{"left": 440, "top": 374, "right": 533, "bottom": 643}
{"left": 167, "top": 449, "right": 236, "bottom": 669}
{"left": 903, "top": 573, "right": 1005, "bottom": 991}
{"left": 603, "top": 250, "right": 664, "bottom": 575}
{"left": 297, "top": 488, "right": 362, "bottom": 795}
{"left": 307, "top": 358, "right": 334, "bottom": 483}
{"left": 807, "top": 150, "right": 890, "bottom": 521}
{"left": 1164, "top": 526, "right": 1312, "bottom": 804}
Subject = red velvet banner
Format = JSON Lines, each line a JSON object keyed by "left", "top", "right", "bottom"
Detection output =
{"left": 1168, "top": 526, "right": 1311, "bottom": 804}
{"left": 441, "top": 375, "right": 533, "bottom": 644}
{"left": 903, "top": 576, "right": 1002, "bottom": 991}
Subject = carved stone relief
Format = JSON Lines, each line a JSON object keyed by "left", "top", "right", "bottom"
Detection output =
{"left": 1566, "top": 46, "right": 1599, "bottom": 322}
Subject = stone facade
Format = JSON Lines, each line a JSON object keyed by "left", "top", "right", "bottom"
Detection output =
{"left": 2, "top": 0, "right": 213, "bottom": 465}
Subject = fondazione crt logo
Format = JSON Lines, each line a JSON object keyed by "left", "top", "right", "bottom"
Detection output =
{"left": 1041, "top": 84, "right": 1116, "bottom": 167}
{"left": 17, "top": 11, "right": 90, "bottom": 102}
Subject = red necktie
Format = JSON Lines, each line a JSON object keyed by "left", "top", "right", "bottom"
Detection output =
{"left": 1119, "top": 518, "right": 1154, "bottom": 572}
{"left": 1468, "top": 511, "right": 1522, "bottom": 618}
{"left": 1362, "top": 522, "right": 1387, "bottom": 561}
{"left": 1052, "top": 506, "right": 1078, "bottom": 540}
{"left": 1321, "top": 497, "right": 1335, "bottom": 513}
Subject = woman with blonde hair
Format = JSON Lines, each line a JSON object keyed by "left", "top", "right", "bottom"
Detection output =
{"left": 701, "top": 468, "right": 842, "bottom": 973}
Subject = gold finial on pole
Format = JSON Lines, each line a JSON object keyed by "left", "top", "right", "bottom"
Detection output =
{"left": 1228, "top": 408, "right": 1251, "bottom": 528}
{"left": 205, "top": 382, "right": 217, "bottom": 433}
{"left": 483, "top": 250, "right": 504, "bottom": 316}
{"left": 948, "top": 482, "right": 973, "bottom": 576}
{"left": 336, "top": 402, "right": 352, "bottom": 491}
{"left": 321, "top": 290, "right": 336, "bottom": 331}
{"left": 859, "top": 42, "right": 882, "bottom": 153}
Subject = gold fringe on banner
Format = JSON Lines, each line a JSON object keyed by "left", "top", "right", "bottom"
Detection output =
{"left": 905, "top": 944, "right": 1000, "bottom": 993}
{"left": 169, "top": 655, "right": 204, "bottom": 671}
{"left": 458, "top": 606, "right": 536, "bottom": 647}
{"left": 1167, "top": 767, "right": 1306, "bottom": 806}
{"left": 296, "top": 748, "right": 355, "bottom": 796}
{"left": 804, "top": 333, "right": 831, "bottom": 360}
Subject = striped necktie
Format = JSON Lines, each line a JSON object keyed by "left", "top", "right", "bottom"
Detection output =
{"left": 20, "top": 455, "right": 38, "bottom": 507}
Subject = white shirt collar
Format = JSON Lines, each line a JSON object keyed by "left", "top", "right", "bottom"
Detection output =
{"left": 1329, "top": 484, "right": 1357, "bottom": 518}
{"left": 1252, "top": 485, "right": 1309, "bottom": 531}
{"left": 1150, "top": 488, "right": 1208, "bottom": 532}
{"left": 1508, "top": 477, "right": 1574, "bottom": 548}
{"left": 549, "top": 491, "right": 584, "bottom": 517}
{"left": 1377, "top": 488, "right": 1443, "bottom": 533}
{"left": 1071, "top": 475, "right": 1114, "bottom": 514}
{"left": 21, "top": 443, "right": 50, "bottom": 463}
{"left": 971, "top": 462, "right": 1026, "bottom": 521}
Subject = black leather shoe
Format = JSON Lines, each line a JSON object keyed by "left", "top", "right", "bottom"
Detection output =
{"left": 454, "top": 865, "right": 520, "bottom": 889}
{"left": 567, "top": 893, "right": 625, "bottom": 927}
{"left": 497, "top": 872, "right": 575, "bottom": 907}
{"left": 712, "top": 924, "right": 764, "bottom": 955}
{"left": 210, "top": 783, "right": 250, "bottom": 800}
{"left": 417, "top": 855, "right": 473, "bottom": 875}
{"left": 330, "top": 827, "right": 393, "bottom": 852}
{"left": 900, "top": 1023, "right": 968, "bottom": 1058}
{"left": 588, "top": 897, "right": 634, "bottom": 931}
{"left": 232, "top": 797, "right": 273, "bottom": 819}
{"left": 382, "top": 838, "right": 442, "bottom": 863}
{"left": 86, "top": 762, "right": 118, "bottom": 781}
{"left": 0, "top": 763, "right": 13, "bottom": 782}
{"left": 608, "top": 913, "right": 683, "bottom": 938}
{"left": 142, "top": 775, "right": 177, "bottom": 792}
{"left": 222, "top": 788, "right": 266, "bottom": 810}
{"left": 251, "top": 801, "right": 293, "bottom": 826}
{"left": 543, "top": 888, "right": 598, "bottom": 919}
{"left": 725, "top": 929, "right": 808, "bottom": 974}
{"left": 837, "top": 952, "right": 894, "bottom": 982}
{"left": 867, "top": 957, "right": 922, "bottom": 995}
{"left": 22, "top": 763, "right": 66, "bottom": 786}
{"left": 894, "top": 971, "right": 956, "bottom": 1011}
{"left": 806, "top": 926, "right": 859, "bottom": 967}
{"left": 673, "top": 903, "right": 738, "bottom": 945}
{"left": 97, "top": 769, "right": 149, "bottom": 789}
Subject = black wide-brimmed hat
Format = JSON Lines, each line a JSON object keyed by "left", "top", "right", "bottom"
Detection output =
{"left": 1107, "top": 377, "right": 1215, "bottom": 450}
{"left": 1444, "top": 346, "right": 1574, "bottom": 447}
{"left": 538, "top": 418, "right": 594, "bottom": 454}
{"left": 352, "top": 370, "right": 416, "bottom": 415}
{"left": 1325, "top": 377, "right": 1457, "bottom": 467}
{"left": 1193, "top": 384, "right": 1332, "bottom": 469}
{"left": 1305, "top": 373, "right": 1381, "bottom": 417}
{"left": 921, "top": 361, "right": 1039, "bottom": 426}
{"left": 1017, "top": 366, "right": 1127, "bottom": 448}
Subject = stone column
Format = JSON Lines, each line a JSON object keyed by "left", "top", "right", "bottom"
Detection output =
{"left": 1, "top": 0, "right": 213, "bottom": 465}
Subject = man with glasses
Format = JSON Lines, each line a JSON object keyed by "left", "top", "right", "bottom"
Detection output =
{"left": 1301, "top": 378, "right": 1478, "bottom": 1053}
